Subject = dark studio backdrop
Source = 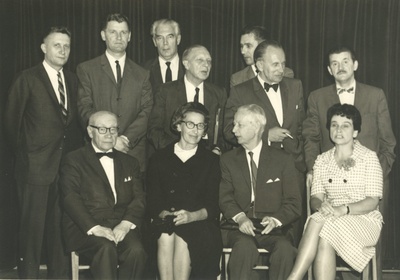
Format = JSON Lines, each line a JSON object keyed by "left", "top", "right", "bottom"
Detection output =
{"left": 0, "top": 0, "right": 399, "bottom": 271}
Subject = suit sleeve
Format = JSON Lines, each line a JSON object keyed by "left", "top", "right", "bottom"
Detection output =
{"left": 146, "top": 153, "right": 167, "bottom": 218}
{"left": 60, "top": 156, "right": 100, "bottom": 232}
{"left": 302, "top": 92, "right": 321, "bottom": 172}
{"left": 223, "top": 87, "right": 240, "bottom": 146}
{"left": 120, "top": 158, "right": 146, "bottom": 226}
{"left": 120, "top": 71, "right": 153, "bottom": 149}
{"left": 76, "top": 64, "right": 95, "bottom": 128}
{"left": 219, "top": 155, "right": 243, "bottom": 219}
{"left": 147, "top": 86, "right": 176, "bottom": 149}
{"left": 376, "top": 90, "right": 396, "bottom": 176}
{"left": 272, "top": 155, "right": 302, "bottom": 225}
{"left": 282, "top": 80, "right": 306, "bottom": 159}
{"left": 202, "top": 155, "right": 221, "bottom": 221}
{"left": 214, "top": 87, "right": 230, "bottom": 151}
{"left": 4, "top": 73, "right": 29, "bottom": 151}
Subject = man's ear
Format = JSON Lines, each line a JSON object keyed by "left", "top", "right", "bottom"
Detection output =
{"left": 100, "top": 30, "right": 106, "bottom": 41}
{"left": 255, "top": 60, "right": 263, "bottom": 72}
{"left": 327, "top": 65, "right": 333, "bottom": 76}
{"left": 40, "top": 43, "right": 46, "bottom": 54}
{"left": 87, "top": 126, "right": 94, "bottom": 139}
{"left": 182, "top": 60, "right": 189, "bottom": 70}
{"left": 353, "top": 60, "right": 359, "bottom": 71}
{"left": 177, "top": 34, "right": 182, "bottom": 45}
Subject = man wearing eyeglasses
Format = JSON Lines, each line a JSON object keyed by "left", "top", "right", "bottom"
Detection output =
{"left": 60, "top": 111, "right": 147, "bottom": 279}
{"left": 147, "top": 44, "right": 228, "bottom": 155}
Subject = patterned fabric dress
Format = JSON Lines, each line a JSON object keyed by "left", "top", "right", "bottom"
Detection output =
{"left": 310, "top": 140, "right": 383, "bottom": 272}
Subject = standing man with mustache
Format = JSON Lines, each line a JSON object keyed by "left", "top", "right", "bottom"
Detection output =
{"left": 148, "top": 44, "right": 228, "bottom": 154}
{"left": 302, "top": 46, "right": 396, "bottom": 280}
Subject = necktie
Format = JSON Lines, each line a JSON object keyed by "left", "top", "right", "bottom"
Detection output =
{"left": 337, "top": 87, "right": 354, "bottom": 94}
{"left": 165, "top": 61, "right": 172, "bottom": 82}
{"left": 57, "top": 71, "right": 67, "bottom": 120}
{"left": 249, "top": 151, "right": 258, "bottom": 218}
{"left": 96, "top": 152, "right": 114, "bottom": 159}
{"left": 264, "top": 82, "right": 279, "bottom": 92}
{"left": 115, "top": 60, "right": 121, "bottom": 84}
{"left": 194, "top": 87, "right": 200, "bottom": 103}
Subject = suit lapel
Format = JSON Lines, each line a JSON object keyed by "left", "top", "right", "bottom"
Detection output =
{"left": 280, "top": 80, "right": 289, "bottom": 126}
{"left": 246, "top": 66, "right": 256, "bottom": 80}
{"left": 113, "top": 152, "right": 123, "bottom": 203}
{"left": 63, "top": 70, "right": 74, "bottom": 124}
{"left": 252, "top": 78, "right": 280, "bottom": 125}
{"left": 237, "top": 147, "right": 252, "bottom": 192}
{"left": 101, "top": 54, "right": 117, "bottom": 86}
{"left": 327, "top": 84, "right": 341, "bottom": 104}
{"left": 38, "top": 64, "right": 65, "bottom": 123}
{"left": 153, "top": 59, "right": 164, "bottom": 86}
{"left": 257, "top": 143, "right": 270, "bottom": 189}
{"left": 354, "top": 82, "right": 366, "bottom": 110}
{"left": 178, "top": 79, "right": 189, "bottom": 103}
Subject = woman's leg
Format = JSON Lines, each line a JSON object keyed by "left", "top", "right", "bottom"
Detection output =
{"left": 157, "top": 233, "right": 175, "bottom": 280}
{"left": 313, "top": 238, "right": 336, "bottom": 280}
{"left": 287, "top": 219, "right": 325, "bottom": 280}
{"left": 173, "top": 234, "right": 191, "bottom": 280}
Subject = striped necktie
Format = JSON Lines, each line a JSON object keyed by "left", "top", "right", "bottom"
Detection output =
{"left": 57, "top": 71, "right": 67, "bottom": 120}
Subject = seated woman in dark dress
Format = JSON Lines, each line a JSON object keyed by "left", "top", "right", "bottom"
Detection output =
{"left": 147, "top": 102, "right": 222, "bottom": 280}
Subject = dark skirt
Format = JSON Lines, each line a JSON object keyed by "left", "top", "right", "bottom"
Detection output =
{"left": 153, "top": 219, "right": 222, "bottom": 279}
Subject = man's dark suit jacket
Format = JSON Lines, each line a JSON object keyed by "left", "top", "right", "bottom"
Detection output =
{"left": 60, "top": 144, "right": 146, "bottom": 252}
{"left": 143, "top": 57, "right": 185, "bottom": 95}
{"left": 77, "top": 54, "right": 153, "bottom": 171}
{"left": 147, "top": 78, "right": 227, "bottom": 151}
{"left": 230, "top": 66, "right": 295, "bottom": 88}
{"left": 219, "top": 142, "right": 301, "bottom": 227}
{"left": 4, "top": 63, "right": 83, "bottom": 185}
{"left": 224, "top": 77, "right": 306, "bottom": 171}
{"left": 303, "top": 82, "right": 396, "bottom": 176}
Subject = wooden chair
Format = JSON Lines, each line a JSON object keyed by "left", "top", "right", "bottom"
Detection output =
{"left": 305, "top": 184, "right": 378, "bottom": 280}
{"left": 218, "top": 248, "right": 269, "bottom": 280}
{"left": 71, "top": 251, "right": 90, "bottom": 280}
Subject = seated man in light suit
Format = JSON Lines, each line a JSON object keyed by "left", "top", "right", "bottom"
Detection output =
{"left": 219, "top": 104, "right": 301, "bottom": 280}
{"left": 60, "top": 111, "right": 147, "bottom": 279}
{"left": 230, "top": 25, "right": 294, "bottom": 88}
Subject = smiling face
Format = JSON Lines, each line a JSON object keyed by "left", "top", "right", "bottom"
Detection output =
{"left": 177, "top": 111, "right": 206, "bottom": 149}
{"left": 182, "top": 46, "right": 212, "bottom": 86}
{"left": 41, "top": 32, "right": 71, "bottom": 71}
{"left": 88, "top": 112, "right": 118, "bottom": 152}
{"left": 329, "top": 115, "right": 358, "bottom": 146}
{"left": 328, "top": 51, "right": 358, "bottom": 85}
{"left": 101, "top": 20, "right": 131, "bottom": 57}
{"left": 240, "top": 33, "right": 260, "bottom": 66}
{"left": 153, "top": 23, "right": 181, "bottom": 61}
{"left": 256, "top": 46, "right": 286, "bottom": 84}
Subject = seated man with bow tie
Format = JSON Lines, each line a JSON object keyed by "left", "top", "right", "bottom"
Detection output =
{"left": 219, "top": 104, "right": 301, "bottom": 280}
{"left": 60, "top": 111, "right": 147, "bottom": 279}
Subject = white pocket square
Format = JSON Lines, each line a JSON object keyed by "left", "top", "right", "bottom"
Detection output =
{"left": 266, "top": 179, "right": 274, "bottom": 183}
{"left": 124, "top": 176, "right": 132, "bottom": 182}
{"left": 274, "top": 178, "right": 281, "bottom": 182}
{"left": 296, "top": 104, "right": 298, "bottom": 109}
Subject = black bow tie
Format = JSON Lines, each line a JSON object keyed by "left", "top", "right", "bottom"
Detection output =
{"left": 96, "top": 152, "right": 114, "bottom": 159}
{"left": 337, "top": 87, "right": 354, "bottom": 94}
{"left": 264, "top": 83, "right": 279, "bottom": 92}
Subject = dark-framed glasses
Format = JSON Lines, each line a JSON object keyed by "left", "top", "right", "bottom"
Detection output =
{"left": 90, "top": 125, "right": 119, "bottom": 134}
{"left": 181, "top": 121, "right": 207, "bottom": 130}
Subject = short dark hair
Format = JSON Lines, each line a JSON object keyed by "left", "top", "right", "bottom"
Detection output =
{"left": 43, "top": 26, "right": 71, "bottom": 42}
{"left": 327, "top": 46, "right": 357, "bottom": 66}
{"left": 171, "top": 102, "right": 210, "bottom": 133}
{"left": 326, "top": 103, "right": 362, "bottom": 132}
{"left": 103, "top": 13, "right": 130, "bottom": 31}
{"left": 240, "top": 25, "right": 270, "bottom": 43}
{"left": 253, "top": 39, "right": 283, "bottom": 63}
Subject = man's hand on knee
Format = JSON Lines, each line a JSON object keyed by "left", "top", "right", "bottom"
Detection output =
{"left": 113, "top": 221, "right": 132, "bottom": 243}
{"left": 91, "top": 226, "right": 117, "bottom": 244}
{"left": 237, "top": 215, "right": 256, "bottom": 236}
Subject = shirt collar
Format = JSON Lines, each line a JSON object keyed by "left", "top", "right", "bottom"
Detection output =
{"left": 336, "top": 80, "right": 356, "bottom": 93}
{"left": 92, "top": 142, "right": 113, "bottom": 154}
{"left": 105, "top": 51, "right": 126, "bottom": 68}
{"left": 246, "top": 140, "right": 263, "bottom": 157}
{"left": 158, "top": 54, "right": 179, "bottom": 67}
{"left": 43, "top": 60, "right": 62, "bottom": 75}
{"left": 184, "top": 75, "right": 204, "bottom": 91}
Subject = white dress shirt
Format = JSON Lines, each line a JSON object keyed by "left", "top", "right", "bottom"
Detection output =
{"left": 42, "top": 60, "right": 67, "bottom": 109}
{"left": 158, "top": 54, "right": 180, "bottom": 83}
{"left": 337, "top": 80, "right": 356, "bottom": 105}
{"left": 105, "top": 51, "right": 126, "bottom": 83}
{"left": 258, "top": 75, "right": 283, "bottom": 126}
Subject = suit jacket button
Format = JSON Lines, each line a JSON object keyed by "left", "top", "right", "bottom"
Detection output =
{"left": 170, "top": 190, "right": 175, "bottom": 194}
{"left": 170, "top": 207, "right": 175, "bottom": 211}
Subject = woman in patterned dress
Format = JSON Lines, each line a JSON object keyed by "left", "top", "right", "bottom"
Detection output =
{"left": 147, "top": 102, "right": 222, "bottom": 280}
{"left": 288, "top": 104, "right": 383, "bottom": 280}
